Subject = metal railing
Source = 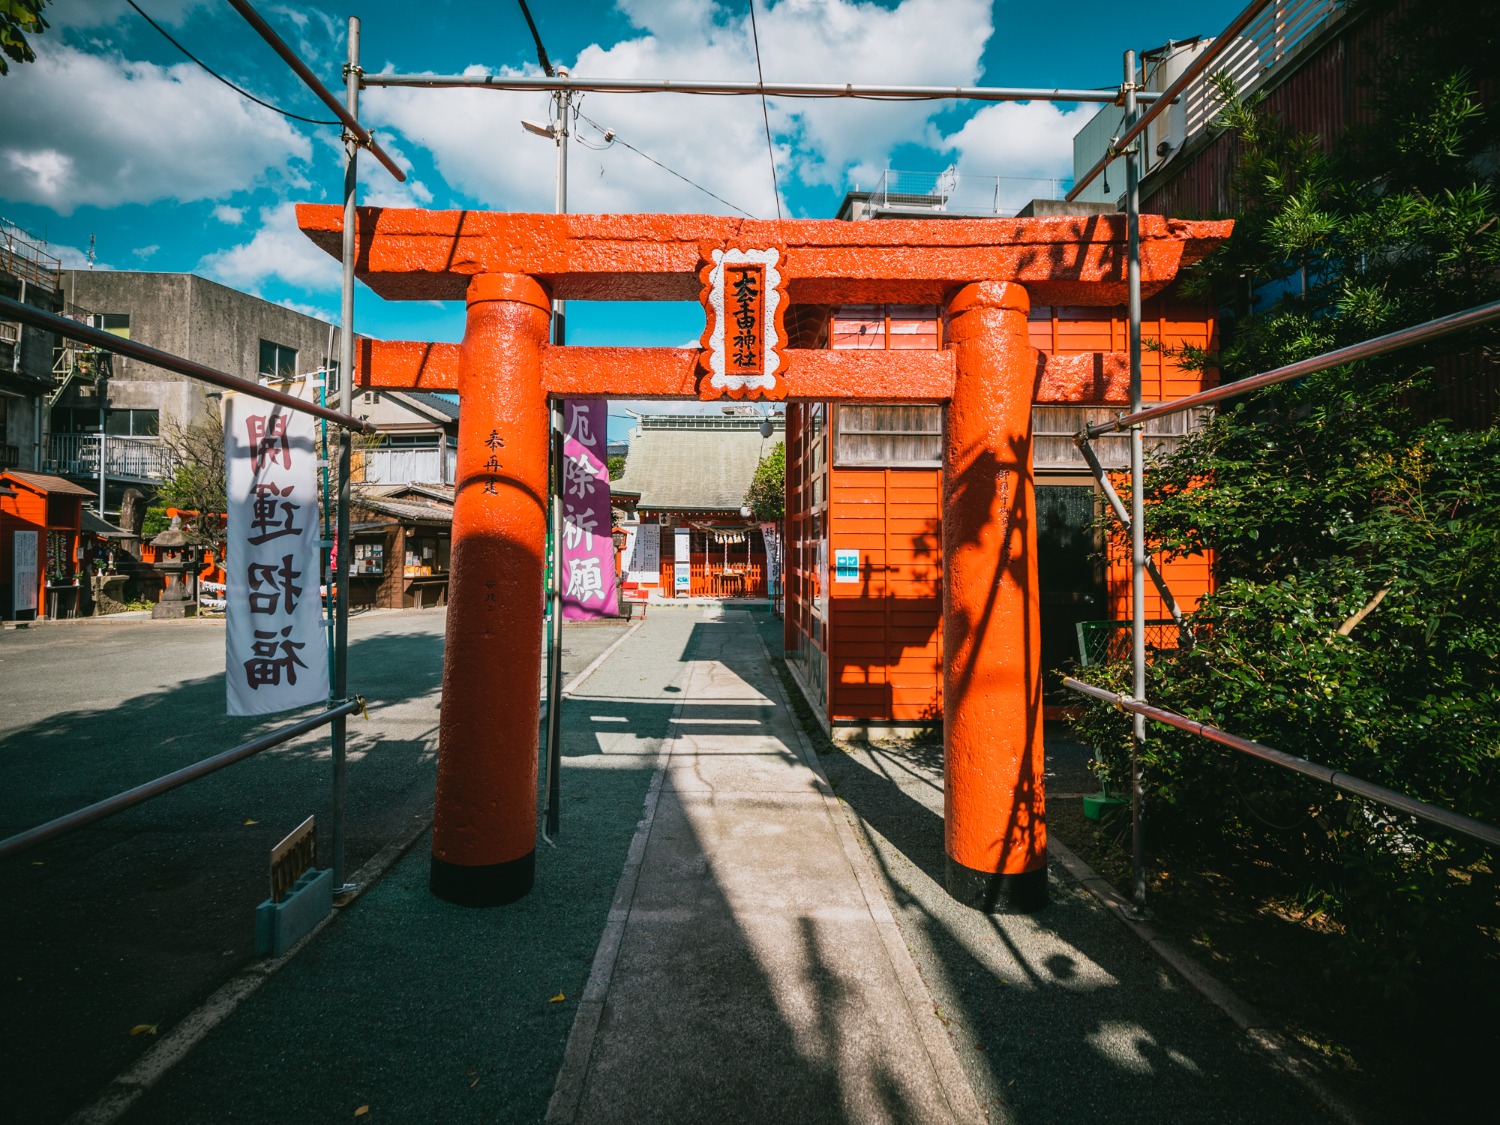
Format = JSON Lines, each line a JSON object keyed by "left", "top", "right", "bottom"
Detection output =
{"left": 870, "top": 170, "right": 1071, "bottom": 217}
{"left": 0, "top": 699, "right": 364, "bottom": 862}
{"left": 1063, "top": 678, "right": 1500, "bottom": 850}
{"left": 44, "top": 433, "right": 176, "bottom": 481}
{"left": 1070, "top": 0, "right": 1344, "bottom": 202}
{"left": 0, "top": 218, "right": 62, "bottom": 292}
{"left": 1075, "top": 620, "right": 1182, "bottom": 667}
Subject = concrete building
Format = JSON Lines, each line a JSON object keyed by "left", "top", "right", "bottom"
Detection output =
{"left": 52, "top": 271, "right": 458, "bottom": 512}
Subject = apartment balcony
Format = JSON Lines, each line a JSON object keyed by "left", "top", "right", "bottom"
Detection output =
{"left": 43, "top": 433, "right": 175, "bottom": 483}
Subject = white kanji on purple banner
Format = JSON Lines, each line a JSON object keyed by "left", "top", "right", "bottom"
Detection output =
{"left": 560, "top": 397, "right": 617, "bottom": 620}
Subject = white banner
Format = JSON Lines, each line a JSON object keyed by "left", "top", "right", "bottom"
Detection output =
{"left": 628, "top": 521, "right": 660, "bottom": 584}
{"left": 13, "top": 530, "right": 38, "bottom": 614}
{"left": 224, "top": 394, "right": 328, "bottom": 716}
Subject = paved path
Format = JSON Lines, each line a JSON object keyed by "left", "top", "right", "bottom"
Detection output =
{"left": 64, "top": 604, "right": 1340, "bottom": 1124}
{"left": 549, "top": 606, "right": 980, "bottom": 1123}
{"left": 0, "top": 609, "right": 627, "bottom": 1125}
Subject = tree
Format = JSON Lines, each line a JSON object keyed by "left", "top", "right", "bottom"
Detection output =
{"left": 1, "top": 1, "right": 50, "bottom": 76}
{"left": 607, "top": 454, "right": 625, "bottom": 480}
{"left": 743, "top": 440, "right": 784, "bottom": 522}
{"left": 155, "top": 415, "right": 227, "bottom": 550}
{"left": 1074, "top": 0, "right": 1500, "bottom": 986}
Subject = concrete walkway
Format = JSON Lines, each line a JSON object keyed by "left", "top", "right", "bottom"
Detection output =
{"left": 547, "top": 606, "right": 980, "bottom": 1123}
{"left": 87, "top": 604, "right": 1339, "bottom": 1124}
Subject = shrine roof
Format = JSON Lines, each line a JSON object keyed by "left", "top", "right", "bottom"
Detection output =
{"left": 613, "top": 415, "right": 783, "bottom": 512}
{"left": 296, "top": 206, "right": 1232, "bottom": 307}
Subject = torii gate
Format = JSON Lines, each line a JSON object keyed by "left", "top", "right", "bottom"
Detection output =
{"left": 297, "top": 206, "right": 1229, "bottom": 911}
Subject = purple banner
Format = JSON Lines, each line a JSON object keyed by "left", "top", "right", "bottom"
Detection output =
{"left": 560, "top": 397, "right": 617, "bottom": 620}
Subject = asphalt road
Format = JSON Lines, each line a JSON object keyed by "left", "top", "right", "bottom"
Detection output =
{"left": 0, "top": 608, "right": 628, "bottom": 1125}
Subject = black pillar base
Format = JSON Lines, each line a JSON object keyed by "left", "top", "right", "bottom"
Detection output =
{"left": 430, "top": 850, "right": 535, "bottom": 907}
{"left": 945, "top": 854, "right": 1048, "bottom": 914}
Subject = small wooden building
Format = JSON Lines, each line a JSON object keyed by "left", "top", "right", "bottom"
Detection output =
{"left": 1, "top": 470, "right": 95, "bottom": 620}
{"left": 348, "top": 483, "right": 454, "bottom": 610}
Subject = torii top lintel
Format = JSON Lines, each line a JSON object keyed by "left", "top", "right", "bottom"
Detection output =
{"left": 295, "top": 205, "right": 1231, "bottom": 307}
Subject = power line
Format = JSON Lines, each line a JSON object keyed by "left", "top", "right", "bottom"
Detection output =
{"left": 514, "top": 0, "right": 555, "bottom": 77}
{"left": 575, "top": 109, "right": 758, "bottom": 219}
{"left": 746, "top": 1, "right": 782, "bottom": 220}
{"left": 124, "top": 0, "right": 339, "bottom": 126}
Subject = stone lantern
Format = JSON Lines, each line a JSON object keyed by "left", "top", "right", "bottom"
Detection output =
{"left": 150, "top": 517, "right": 198, "bottom": 619}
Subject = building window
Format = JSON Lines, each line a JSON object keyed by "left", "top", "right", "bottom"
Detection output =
{"left": 99, "top": 313, "right": 130, "bottom": 339}
{"left": 259, "top": 339, "right": 299, "bottom": 381}
{"left": 834, "top": 404, "right": 942, "bottom": 467}
{"left": 105, "top": 409, "right": 159, "bottom": 437}
{"left": 326, "top": 359, "right": 340, "bottom": 396}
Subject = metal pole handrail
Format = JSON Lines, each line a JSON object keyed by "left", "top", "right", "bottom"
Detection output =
{"left": 0, "top": 296, "right": 376, "bottom": 434}
{"left": 1062, "top": 678, "right": 1500, "bottom": 850}
{"left": 1072, "top": 431, "right": 1186, "bottom": 627}
{"left": 0, "top": 698, "right": 365, "bottom": 863}
{"left": 1067, "top": 0, "right": 1276, "bottom": 201}
{"left": 359, "top": 72, "right": 1160, "bottom": 104}
{"left": 225, "top": 0, "right": 406, "bottom": 183}
{"left": 1086, "top": 298, "right": 1500, "bottom": 438}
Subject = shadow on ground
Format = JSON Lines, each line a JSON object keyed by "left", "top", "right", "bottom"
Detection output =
{"left": 0, "top": 625, "right": 445, "bottom": 1125}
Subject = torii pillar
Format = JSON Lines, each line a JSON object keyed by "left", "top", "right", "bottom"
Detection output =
{"left": 296, "top": 206, "right": 1231, "bottom": 910}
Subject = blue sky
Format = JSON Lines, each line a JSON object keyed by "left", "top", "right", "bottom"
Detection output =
{"left": 2, "top": 0, "right": 1243, "bottom": 438}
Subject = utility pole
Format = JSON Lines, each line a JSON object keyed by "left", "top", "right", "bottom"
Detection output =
{"left": 330, "top": 15, "right": 360, "bottom": 894}
{"left": 543, "top": 70, "right": 571, "bottom": 841}
{"left": 1123, "top": 49, "right": 1149, "bottom": 919}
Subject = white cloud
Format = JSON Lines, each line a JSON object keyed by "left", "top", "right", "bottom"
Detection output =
{"left": 274, "top": 297, "right": 337, "bottom": 322}
{"left": 212, "top": 204, "right": 245, "bottom": 224}
{"left": 938, "top": 100, "right": 1097, "bottom": 181}
{"left": 132, "top": 244, "right": 160, "bottom": 259}
{"left": 364, "top": 0, "right": 994, "bottom": 216}
{"left": 0, "top": 43, "right": 312, "bottom": 214}
{"left": 197, "top": 203, "right": 341, "bottom": 292}
{"left": 53, "top": 243, "right": 112, "bottom": 271}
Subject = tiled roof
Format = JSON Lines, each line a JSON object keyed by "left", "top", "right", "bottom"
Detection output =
{"left": 2, "top": 470, "right": 98, "bottom": 497}
{"left": 394, "top": 392, "right": 461, "bottom": 421}
{"left": 351, "top": 486, "right": 453, "bottom": 525}
{"left": 611, "top": 415, "right": 784, "bottom": 511}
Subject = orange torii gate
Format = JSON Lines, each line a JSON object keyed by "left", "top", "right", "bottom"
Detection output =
{"left": 297, "top": 205, "right": 1229, "bottom": 911}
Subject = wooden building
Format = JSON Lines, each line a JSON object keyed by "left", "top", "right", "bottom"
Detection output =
{"left": 783, "top": 297, "right": 1219, "bottom": 737}
{"left": 1, "top": 470, "right": 94, "bottom": 620}
{"left": 348, "top": 483, "right": 454, "bottom": 610}
{"left": 612, "top": 413, "right": 783, "bottom": 599}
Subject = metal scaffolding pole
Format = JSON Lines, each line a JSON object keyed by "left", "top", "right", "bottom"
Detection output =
{"left": 1087, "top": 298, "right": 1500, "bottom": 438}
{"left": 225, "top": 0, "right": 406, "bottom": 182}
{"left": 544, "top": 72, "right": 572, "bottom": 843}
{"left": 1124, "top": 50, "right": 1149, "bottom": 918}
{"left": 1073, "top": 432, "right": 1185, "bottom": 628}
{"left": 359, "top": 72, "right": 1160, "bottom": 104}
{"left": 329, "top": 16, "right": 360, "bottom": 895}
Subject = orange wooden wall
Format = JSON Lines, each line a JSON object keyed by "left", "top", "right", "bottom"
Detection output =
{"left": 827, "top": 466, "right": 943, "bottom": 724}
{"left": 1028, "top": 299, "right": 1218, "bottom": 400}
{"left": 784, "top": 294, "right": 1220, "bottom": 728}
